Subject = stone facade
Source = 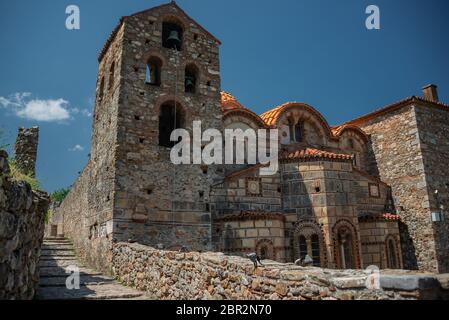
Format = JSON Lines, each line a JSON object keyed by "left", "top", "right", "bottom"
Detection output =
{"left": 348, "top": 99, "right": 449, "bottom": 273}
{"left": 112, "top": 242, "right": 449, "bottom": 300}
{"left": 0, "top": 150, "right": 49, "bottom": 299}
{"left": 51, "top": 2, "right": 448, "bottom": 276}
{"left": 14, "top": 127, "right": 39, "bottom": 176}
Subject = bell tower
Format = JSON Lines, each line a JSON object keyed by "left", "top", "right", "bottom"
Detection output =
{"left": 97, "top": 2, "right": 223, "bottom": 250}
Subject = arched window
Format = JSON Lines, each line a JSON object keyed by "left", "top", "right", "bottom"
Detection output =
{"left": 256, "top": 239, "right": 274, "bottom": 261}
{"left": 185, "top": 64, "right": 198, "bottom": 93}
{"left": 337, "top": 227, "right": 354, "bottom": 269}
{"left": 294, "top": 122, "right": 303, "bottom": 142}
{"left": 311, "top": 234, "right": 321, "bottom": 266}
{"left": 98, "top": 77, "right": 105, "bottom": 101}
{"left": 162, "top": 22, "right": 183, "bottom": 51}
{"left": 158, "top": 102, "right": 184, "bottom": 148}
{"left": 299, "top": 235, "right": 307, "bottom": 259}
{"left": 108, "top": 62, "right": 115, "bottom": 90}
{"left": 146, "top": 57, "right": 162, "bottom": 86}
{"left": 386, "top": 238, "right": 398, "bottom": 269}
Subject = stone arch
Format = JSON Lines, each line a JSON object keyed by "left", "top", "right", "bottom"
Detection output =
{"left": 276, "top": 104, "right": 331, "bottom": 146}
{"left": 161, "top": 15, "right": 185, "bottom": 51}
{"left": 332, "top": 219, "right": 361, "bottom": 269}
{"left": 145, "top": 55, "right": 163, "bottom": 86}
{"left": 337, "top": 127, "right": 369, "bottom": 170}
{"left": 293, "top": 220, "right": 327, "bottom": 267}
{"left": 256, "top": 239, "right": 275, "bottom": 260}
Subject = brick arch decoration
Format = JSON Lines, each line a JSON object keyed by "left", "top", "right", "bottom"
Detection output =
{"left": 255, "top": 239, "right": 275, "bottom": 260}
{"left": 292, "top": 220, "right": 327, "bottom": 267}
{"left": 385, "top": 234, "right": 402, "bottom": 269}
{"left": 332, "top": 219, "right": 361, "bottom": 269}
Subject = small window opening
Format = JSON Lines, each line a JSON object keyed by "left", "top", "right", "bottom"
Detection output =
{"left": 98, "top": 77, "right": 105, "bottom": 101}
{"left": 139, "top": 138, "right": 145, "bottom": 144}
{"left": 158, "top": 101, "right": 184, "bottom": 148}
{"left": 108, "top": 62, "right": 115, "bottom": 90}
{"left": 185, "top": 64, "right": 198, "bottom": 93}
{"left": 146, "top": 57, "right": 162, "bottom": 86}
{"left": 134, "top": 115, "right": 141, "bottom": 120}
{"left": 162, "top": 22, "right": 183, "bottom": 51}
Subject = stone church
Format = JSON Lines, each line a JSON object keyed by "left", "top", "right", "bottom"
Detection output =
{"left": 51, "top": 1, "right": 449, "bottom": 274}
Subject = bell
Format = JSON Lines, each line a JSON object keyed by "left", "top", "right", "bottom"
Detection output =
{"left": 166, "top": 30, "right": 181, "bottom": 49}
{"left": 185, "top": 76, "right": 196, "bottom": 91}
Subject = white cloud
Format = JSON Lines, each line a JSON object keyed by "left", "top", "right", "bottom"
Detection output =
{"left": 0, "top": 92, "right": 91, "bottom": 122}
{"left": 71, "top": 107, "right": 92, "bottom": 117}
{"left": 17, "top": 98, "right": 71, "bottom": 122}
{"left": 69, "top": 144, "right": 84, "bottom": 152}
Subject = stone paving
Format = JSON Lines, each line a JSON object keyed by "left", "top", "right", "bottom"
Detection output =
{"left": 37, "top": 238, "right": 150, "bottom": 300}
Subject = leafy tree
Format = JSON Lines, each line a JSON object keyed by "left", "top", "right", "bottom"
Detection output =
{"left": 51, "top": 188, "right": 71, "bottom": 202}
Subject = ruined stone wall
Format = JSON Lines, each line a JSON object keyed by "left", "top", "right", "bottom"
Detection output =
{"left": 414, "top": 105, "right": 449, "bottom": 273}
{"left": 14, "top": 127, "right": 39, "bottom": 176}
{"left": 0, "top": 151, "right": 49, "bottom": 299}
{"left": 51, "top": 24, "right": 124, "bottom": 274}
{"left": 112, "top": 242, "right": 449, "bottom": 300}
{"left": 360, "top": 104, "right": 437, "bottom": 272}
{"left": 112, "top": 5, "right": 223, "bottom": 251}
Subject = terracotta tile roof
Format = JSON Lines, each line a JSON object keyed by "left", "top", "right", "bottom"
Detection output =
{"left": 280, "top": 148, "right": 354, "bottom": 161}
{"left": 359, "top": 212, "right": 401, "bottom": 222}
{"left": 220, "top": 91, "right": 246, "bottom": 113}
{"left": 216, "top": 211, "right": 285, "bottom": 222}
{"left": 221, "top": 91, "right": 269, "bottom": 128}
{"left": 98, "top": 1, "right": 221, "bottom": 62}
{"left": 342, "top": 96, "right": 449, "bottom": 127}
{"left": 259, "top": 104, "right": 286, "bottom": 127}
{"left": 259, "top": 102, "right": 334, "bottom": 139}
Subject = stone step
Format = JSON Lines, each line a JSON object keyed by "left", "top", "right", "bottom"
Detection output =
{"left": 43, "top": 241, "right": 72, "bottom": 245}
{"left": 44, "top": 237, "right": 67, "bottom": 241}
{"left": 39, "top": 259, "right": 83, "bottom": 268}
{"left": 41, "top": 250, "right": 75, "bottom": 257}
{"left": 42, "top": 244, "right": 74, "bottom": 250}
{"left": 40, "top": 255, "right": 77, "bottom": 261}
{"left": 39, "top": 274, "right": 116, "bottom": 287}
{"left": 36, "top": 283, "right": 145, "bottom": 300}
{"left": 40, "top": 267, "right": 102, "bottom": 277}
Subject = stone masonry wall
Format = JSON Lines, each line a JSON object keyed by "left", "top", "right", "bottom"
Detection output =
{"left": 414, "top": 104, "right": 449, "bottom": 273}
{"left": 0, "top": 150, "right": 49, "bottom": 299}
{"left": 360, "top": 104, "right": 438, "bottom": 272}
{"left": 112, "top": 242, "right": 449, "bottom": 300}
{"left": 112, "top": 4, "right": 223, "bottom": 251}
{"left": 14, "top": 127, "right": 39, "bottom": 176}
{"left": 51, "top": 22, "right": 125, "bottom": 274}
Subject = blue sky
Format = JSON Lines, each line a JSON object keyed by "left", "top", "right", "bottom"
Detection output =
{"left": 1, "top": 0, "right": 448, "bottom": 193}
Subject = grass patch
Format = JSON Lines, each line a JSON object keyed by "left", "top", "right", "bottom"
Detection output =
{"left": 8, "top": 158, "right": 40, "bottom": 191}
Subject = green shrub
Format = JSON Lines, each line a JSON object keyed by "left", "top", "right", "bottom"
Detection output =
{"left": 44, "top": 209, "right": 52, "bottom": 224}
{"left": 8, "top": 158, "right": 40, "bottom": 190}
{"left": 51, "top": 188, "right": 70, "bottom": 202}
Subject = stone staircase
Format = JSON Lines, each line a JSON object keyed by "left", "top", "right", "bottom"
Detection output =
{"left": 37, "top": 237, "right": 149, "bottom": 300}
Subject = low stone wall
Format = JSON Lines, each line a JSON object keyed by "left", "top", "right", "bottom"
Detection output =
{"left": 0, "top": 150, "right": 50, "bottom": 299}
{"left": 112, "top": 242, "right": 449, "bottom": 300}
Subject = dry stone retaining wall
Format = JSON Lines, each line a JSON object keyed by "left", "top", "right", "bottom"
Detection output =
{"left": 112, "top": 242, "right": 449, "bottom": 300}
{"left": 0, "top": 150, "right": 49, "bottom": 299}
